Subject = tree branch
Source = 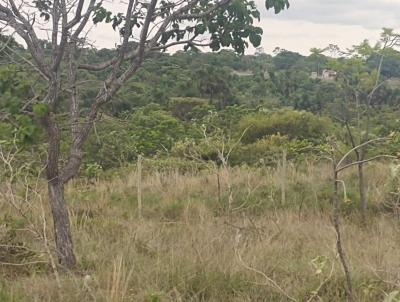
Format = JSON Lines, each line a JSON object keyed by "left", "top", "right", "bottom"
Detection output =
{"left": 336, "top": 155, "right": 396, "bottom": 173}
{"left": 336, "top": 137, "right": 388, "bottom": 170}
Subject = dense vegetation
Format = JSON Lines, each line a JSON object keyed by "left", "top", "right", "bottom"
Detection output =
{"left": 1, "top": 27, "right": 400, "bottom": 301}
{"left": 2, "top": 38, "right": 400, "bottom": 173}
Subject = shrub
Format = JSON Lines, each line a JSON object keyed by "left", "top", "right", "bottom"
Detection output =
{"left": 83, "top": 104, "right": 186, "bottom": 170}
{"left": 238, "top": 109, "right": 332, "bottom": 144}
{"left": 129, "top": 104, "right": 186, "bottom": 155}
{"left": 168, "top": 97, "right": 212, "bottom": 121}
{"left": 83, "top": 116, "right": 137, "bottom": 170}
{"left": 230, "top": 134, "right": 317, "bottom": 166}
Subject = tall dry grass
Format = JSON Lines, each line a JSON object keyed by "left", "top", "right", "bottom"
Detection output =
{"left": 0, "top": 161, "right": 399, "bottom": 301}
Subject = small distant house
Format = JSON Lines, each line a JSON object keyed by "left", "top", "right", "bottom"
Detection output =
{"left": 310, "top": 69, "right": 337, "bottom": 81}
{"left": 255, "top": 47, "right": 265, "bottom": 56}
{"left": 231, "top": 66, "right": 270, "bottom": 80}
{"left": 321, "top": 69, "right": 337, "bottom": 80}
{"left": 231, "top": 69, "right": 254, "bottom": 77}
{"left": 310, "top": 71, "right": 318, "bottom": 80}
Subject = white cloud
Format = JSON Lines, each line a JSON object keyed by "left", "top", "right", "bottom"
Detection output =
{"left": 260, "top": 0, "right": 400, "bottom": 30}
{"left": 251, "top": 0, "right": 400, "bottom": 54}
{"left": 30, "top": 0, "right": 400, "bottom": 55}
{"left": 253, "top": 19, "right": 382, "bottom": 55}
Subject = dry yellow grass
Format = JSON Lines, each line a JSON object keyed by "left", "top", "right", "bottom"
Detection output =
{"left": 1, "top": 161, "right": 399, "bottom": 301}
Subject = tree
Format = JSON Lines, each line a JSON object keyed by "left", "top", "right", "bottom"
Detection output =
{"left": 328, "top": 29, "right": 400, "bottom": 223}
{"left": 309, "top": 47, "right": 328, "bottom": 76}
{"left": 272, "top": 49, "right": 303, "bottom": 70}
{"left": 0, "top": 0, "right": 289, "bottom": 268}
{"left": 0, "top": 65, "right": 38, "bottom": 143}
{"left": 196, "top": 64, "right": 235, "bottom": 108}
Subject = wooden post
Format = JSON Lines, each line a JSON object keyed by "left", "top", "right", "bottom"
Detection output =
{"left": 281, "top": 149, "right": 287, "bottom": 206}
{"left": 217, "top": 169, "right": 221, "bottom": 205}
{"left": 137, "top": 155, "right": 142, "bottom": 219}
{"left": 332, "top": 165, "right": 354, "bottom": 302}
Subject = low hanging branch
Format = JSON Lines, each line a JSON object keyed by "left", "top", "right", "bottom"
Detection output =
{"left": 336, "top": 154, "right": 397, "bottom": 173}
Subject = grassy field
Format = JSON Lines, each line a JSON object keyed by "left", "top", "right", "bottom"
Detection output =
{"left": 1, "top": 161, "right": 399, "bottom": 301}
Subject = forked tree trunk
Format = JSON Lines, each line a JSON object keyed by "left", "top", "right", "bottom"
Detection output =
{"left": 47, "top": 179, "right": 76, "bottom": 268}
{"left": 44, "top": 112, "right": 76, "bottom": 269}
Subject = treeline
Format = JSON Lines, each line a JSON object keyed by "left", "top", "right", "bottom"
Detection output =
{"left": 1, "top": 33, "right": 400, "bottom": 176}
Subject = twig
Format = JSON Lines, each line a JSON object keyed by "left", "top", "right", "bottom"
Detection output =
{"left": 234, "top": 233, "right": 297, "bottom": 302}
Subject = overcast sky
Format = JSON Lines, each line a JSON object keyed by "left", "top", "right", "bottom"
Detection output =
{"left": 256, "top": 0, "right": 400, "bottom": 55}
{"left": 89, "top": 0, "right": 400, "bottom": 55}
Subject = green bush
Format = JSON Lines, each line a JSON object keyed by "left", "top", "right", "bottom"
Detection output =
{"left": 83, "top": 116, "right": 138, "bottom": 170}
{"left": 168, "top": 97, "right": 212, "bottom": 121}
{"left": 230, "top": 134, "right": 317, "bottom": 166}
{"left": 238, "top": 109, "right": 332, "bottom": 144}
{"left": 129, "top": 104, "right": 186, "bottom": 155}
{"left": 0, "top": 65, "right": 41, "bottom": 144}
{"left": 83, "top": 104, "right": 186, "bottom": 170}
{"left": 171, "top": 138, "right": 221, "bottom": 163}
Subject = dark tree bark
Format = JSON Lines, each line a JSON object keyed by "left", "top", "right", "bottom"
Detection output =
{"left": 332, "top": 168, "right": 353, "bottom": 302}
{"left": 48, "top": 179, "right": 76, "bottom": 267}
{"left": 357, "top": 158, "right": 367, "bottom": 224}
{"left": 44, "top": 112, "right": 76, "bottom": 267}
{"left": 344, "top": 121, "right": 368, "bottom": 224}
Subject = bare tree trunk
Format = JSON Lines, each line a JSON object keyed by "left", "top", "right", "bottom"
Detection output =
{"left": 344, "top": 121, "right": 367, "bottom": 224}
{"left": 216, "top": 169, "right": 221, "bottom": 205}
{"left": 280, "top": 150, "right": 287, "bottom": 206}
{"left": 44, "top": 114, "right": 76, "bottom": 268}
{"left": 332, "top": 169, "right": 354, "bottom": 302}
{"left": 137, "top": 155, "right": 143, "bottom": 219}
{"left": 357, "top": 160, "right": 367, "bottom": 224}
{"left": 48, "top": 179, "right": 76, "bottom": 268}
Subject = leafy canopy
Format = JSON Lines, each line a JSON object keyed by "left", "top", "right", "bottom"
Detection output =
{"left": 34, "top": 0, "right": 289, "bottom": 55}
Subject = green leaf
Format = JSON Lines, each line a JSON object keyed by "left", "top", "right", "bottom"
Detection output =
{"left": 40, "top": 12, "right": 50, "bottom": 21}
{"left": 265, "top": 0, "right": 290, "bottom": 14}
{"left": 194, "top": 24, "right": 206, "bottom": 35}
{"left": 210, "top": 39, "right": 220, "bottom": 51}
{"left": 221, "top": 33, "right": 232, "bottom": 47}
{"left": 249, "top": 33, "right": 261, "bottom": 47}
{"left": 251, "top": 10, "right": 260, "bottom": 20}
